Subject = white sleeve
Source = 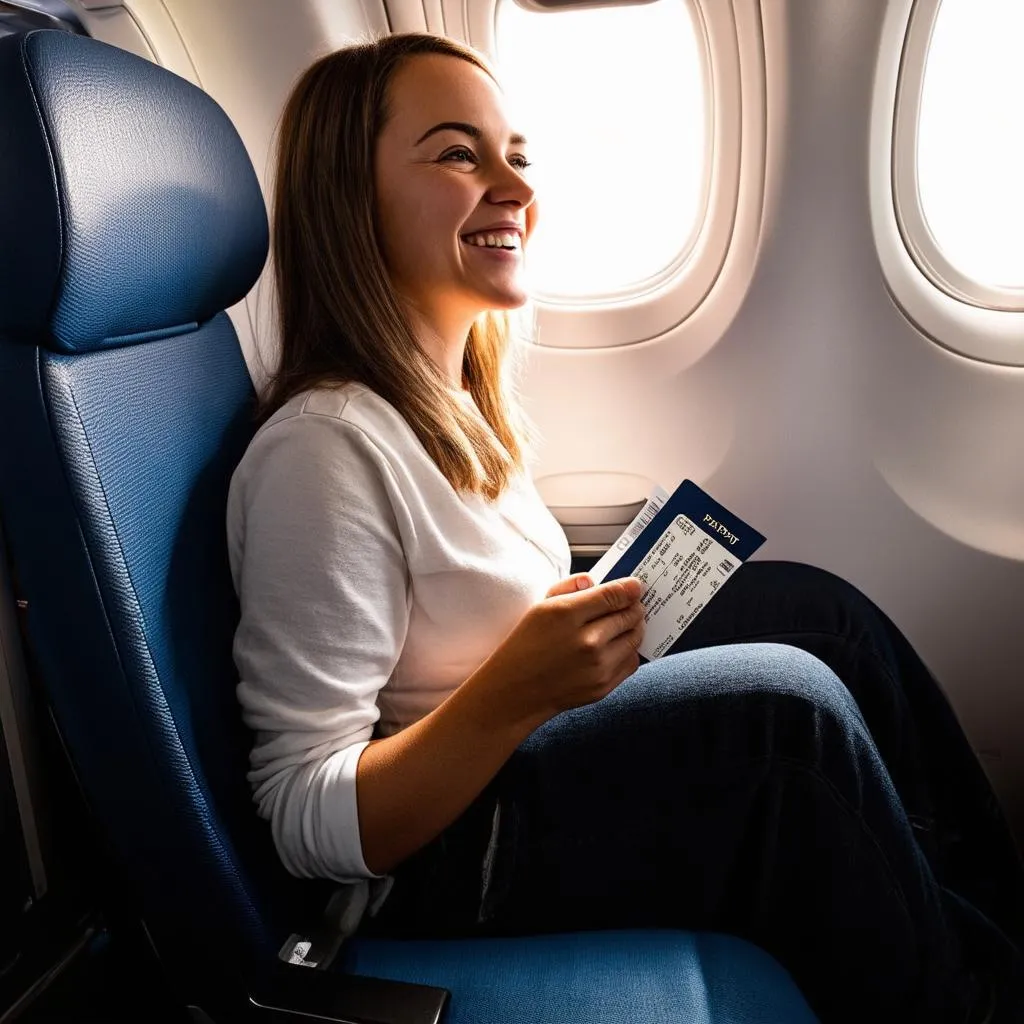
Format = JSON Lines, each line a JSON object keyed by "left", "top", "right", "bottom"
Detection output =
{"left": 229, "top": 412, "right": 410, "bottom": 882}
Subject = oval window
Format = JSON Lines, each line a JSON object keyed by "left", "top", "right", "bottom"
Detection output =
{"left": 916, "top": 0, "right": 1024, "bottom": 293}
{"left": 495, "top": 0, "right": 709, "bottom": 300}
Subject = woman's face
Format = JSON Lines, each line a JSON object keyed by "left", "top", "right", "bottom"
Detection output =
{"left": 374, "top": 54, "right": 536, "bottom": 340}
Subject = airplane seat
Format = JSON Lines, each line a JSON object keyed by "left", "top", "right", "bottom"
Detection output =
{"left": 0, "top": 29, "right": 819, "bottom": 1024}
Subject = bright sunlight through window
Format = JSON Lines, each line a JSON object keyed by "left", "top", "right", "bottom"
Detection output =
{"left": 917, "top": 0, "right": 1024, "bottom": 290}
{"left": 496, "top": 0, "right": 707, "bottom": 299}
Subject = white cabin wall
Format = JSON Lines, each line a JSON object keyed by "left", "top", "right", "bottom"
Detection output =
{"left": 731, "top": 0, "right": 1024, "bottom": 821}
{"left": 74, "top": 5, "right": 158, "bottom": 65}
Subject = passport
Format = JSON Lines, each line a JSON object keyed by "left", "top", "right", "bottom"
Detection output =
{"left": 587, "top": 480, "right": 766, "bottom": 660}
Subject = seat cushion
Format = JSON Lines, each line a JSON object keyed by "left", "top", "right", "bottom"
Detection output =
{"left": 339, "top": 930, "right": 819, "bottom": 1023}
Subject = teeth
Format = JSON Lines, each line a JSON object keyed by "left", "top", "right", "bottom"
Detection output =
{"left": 463, "top": 231, "right": 520, "bottom": 249}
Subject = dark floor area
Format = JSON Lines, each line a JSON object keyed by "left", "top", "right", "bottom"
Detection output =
{"left": 14, "top": 922, "right": 188, "bottom": 1023}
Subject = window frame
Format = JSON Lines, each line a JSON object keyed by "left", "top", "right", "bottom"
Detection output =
{"left": 449, "top": 0, "right": 757, "bottom": 349}
{"left": 871, "top": 0, "right": 1024, "bottom": 367}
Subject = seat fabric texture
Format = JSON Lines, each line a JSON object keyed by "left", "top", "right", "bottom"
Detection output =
{"left": 0, "top": 28, "right": 819, "bottom": 1023}
{"left": 342, "top": 930, "right": 820, "bottom": 1024}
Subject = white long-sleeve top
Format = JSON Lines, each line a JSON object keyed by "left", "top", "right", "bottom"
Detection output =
{"left": 226, "top": 383, "right": 571, "bottom": 882}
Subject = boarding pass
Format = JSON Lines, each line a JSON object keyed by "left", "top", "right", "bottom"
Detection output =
{"left": 588, "top": 480, "right": 766, "bottom": 661}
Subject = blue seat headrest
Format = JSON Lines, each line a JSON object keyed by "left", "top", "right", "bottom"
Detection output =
{"left": 0, "top": 30, "right": 268, "bottom": 353}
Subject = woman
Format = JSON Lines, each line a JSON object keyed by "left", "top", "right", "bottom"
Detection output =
{"left": 226, "top": 33, "right": 1024, "bottom": 1022}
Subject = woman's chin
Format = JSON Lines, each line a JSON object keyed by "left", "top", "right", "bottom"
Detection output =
{"left": 475, "top": 286, "right": 530, "bottom": 313}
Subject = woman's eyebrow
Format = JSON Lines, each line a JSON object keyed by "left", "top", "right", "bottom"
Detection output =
{"left": 414, "top": 121, "right": 528, "bottom": 147}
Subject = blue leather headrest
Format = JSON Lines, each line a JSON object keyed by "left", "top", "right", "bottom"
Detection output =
{"left": 0, "top": 31, "right": 268, "bottom": 352}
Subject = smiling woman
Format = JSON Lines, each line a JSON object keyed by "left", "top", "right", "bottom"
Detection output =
{"left": 226, "top": 31, "right": 1024, "bottom": 1024}
{"left": 260, "top": 34, "right": 536, "bottom": 503}
{"left": 373, "top": 56, "right": 536, "bottom": 384}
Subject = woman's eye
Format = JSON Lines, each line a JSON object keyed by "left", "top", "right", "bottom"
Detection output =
{"left": 441, "top": 147, "right": 476, "bottom": 165}
{"left": 510, "top": 155, "right": 532, "bottom": 171}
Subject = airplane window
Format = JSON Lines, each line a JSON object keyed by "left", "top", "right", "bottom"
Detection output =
{"left": 891, "top": 0, "right": 1024, "bottom": 316}
{"left": 495, "top": 0, "right": 708, "bottom": 299}
{"left": 917, "top": 0, "right": 1024, "bottom": 292}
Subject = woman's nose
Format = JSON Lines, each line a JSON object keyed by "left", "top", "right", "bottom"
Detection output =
{"left": 487, "top": 163, "right": 535, "bottom": 210}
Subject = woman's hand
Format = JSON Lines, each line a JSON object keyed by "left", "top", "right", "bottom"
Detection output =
{"left": 357, "top": 571, "right": 646, "bottom": 874}
{"left": 471, "top": 572, "right": 647, "bottom": 729}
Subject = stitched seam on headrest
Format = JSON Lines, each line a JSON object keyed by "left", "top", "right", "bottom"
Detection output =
{"left": 20, "top": 34, "right": 67, "bottom": 344}
{"left": 104, "top": 322, "right": 200, "bottom": 347}
{"left": 49, "top": 367, "right": 264, "bottom": 932}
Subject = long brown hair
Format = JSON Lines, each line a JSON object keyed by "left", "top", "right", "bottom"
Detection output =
{"left": 261, "top": 33, "right": 538, "bottom": 501}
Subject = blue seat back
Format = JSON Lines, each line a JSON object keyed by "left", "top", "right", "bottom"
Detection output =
{"left": 0, "top": 29, "right": 319, "bottom": 1004}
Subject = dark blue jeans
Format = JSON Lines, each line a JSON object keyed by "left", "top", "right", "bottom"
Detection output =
{"left": 364, "top": 562, "right": 1024, "bottom": 1023}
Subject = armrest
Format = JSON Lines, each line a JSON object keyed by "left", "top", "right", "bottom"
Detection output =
{"left": 249, "top": 962, "right": 448, "bottom": 1024}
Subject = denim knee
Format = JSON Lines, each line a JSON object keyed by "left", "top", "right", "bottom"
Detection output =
{"left": 521, "top": 642, "right": 878, "bottom": 782}
{"left": 643, "top": 641, "right": 867, "bottom": 726}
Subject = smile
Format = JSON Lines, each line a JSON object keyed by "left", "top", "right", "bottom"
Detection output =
{"left": 460, "top": 231, "right": 521, "bottom": 251}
